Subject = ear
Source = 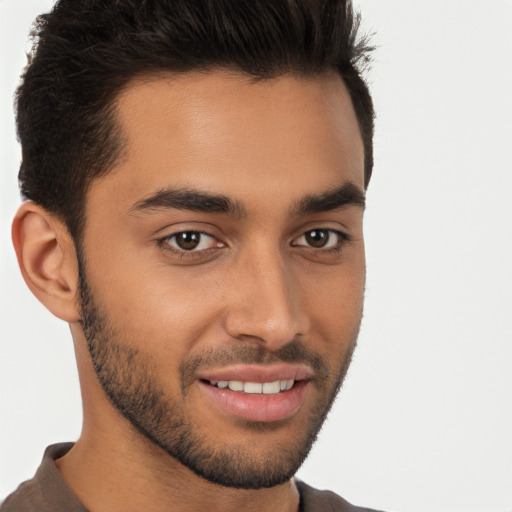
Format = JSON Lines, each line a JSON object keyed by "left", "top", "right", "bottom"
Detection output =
{"left": 12, "top": 201, "right": 81, "bottom": 322}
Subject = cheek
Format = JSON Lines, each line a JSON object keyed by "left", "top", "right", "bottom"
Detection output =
{"left": 85, "top": 249, "right": 225, "bottom": 359}
{"left": 84, "top": 226, "right": 365, "bottom": 365}
{"left": 301, "top": 259, "right": 365, "bottom": 347}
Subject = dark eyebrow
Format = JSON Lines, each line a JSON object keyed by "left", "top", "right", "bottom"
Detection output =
{"left": 293, "top": 182, "right": 366, "bottom": 216}
{"left": 131, "top": 187, "right": 246, "bottom": 218}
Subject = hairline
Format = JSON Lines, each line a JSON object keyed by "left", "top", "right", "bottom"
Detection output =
{"left": 71, "top": 66, "right": 367, "bottom": 246}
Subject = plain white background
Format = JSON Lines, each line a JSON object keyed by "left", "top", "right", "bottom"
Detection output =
{"left": 1, "top": 1, "right": 511, "bottom": 511}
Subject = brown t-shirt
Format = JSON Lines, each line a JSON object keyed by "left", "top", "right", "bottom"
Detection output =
{"left": 1, "top": 444, "right": 383, "bottom": 512}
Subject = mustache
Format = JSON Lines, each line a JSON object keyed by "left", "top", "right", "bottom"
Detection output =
{"left": 179, "top": 339, "right": 330, "bottom": 391}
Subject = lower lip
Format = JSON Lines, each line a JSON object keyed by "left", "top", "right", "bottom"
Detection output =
{"left": 198, "top": 380, "right": 308, "bottom": 422}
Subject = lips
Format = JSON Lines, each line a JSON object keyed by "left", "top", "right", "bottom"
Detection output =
{"left": 196, "top": 364, "right": 312, "bottom": 422}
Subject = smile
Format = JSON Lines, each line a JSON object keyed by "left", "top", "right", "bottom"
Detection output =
{"left": 197, "top": 364, "right": 312, "bottom": 422}
{"left": 206, "top": 379, "right": 295, "bottom": 394}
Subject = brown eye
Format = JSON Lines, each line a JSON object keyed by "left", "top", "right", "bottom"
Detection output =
{"left": 164, "top": 231, "right": 223, "bottom": 252}
{"left": 292, "top": 229, "right": 347, "bottom": 250}
{"left": 304, "top": 229, "right": 330, "bottom": 248}
{"left": 175, "top": 231, "right": 202, "bottom": 250}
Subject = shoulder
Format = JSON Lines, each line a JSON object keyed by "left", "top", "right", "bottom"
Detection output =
{"left": 1, "top": 477, "right": 45, "bottom": 512}
{"left": 1, "top": 443, "right": 86, "bottom": 512}
{"left": 296, "top": 480, "right": 386, "bottom": 512}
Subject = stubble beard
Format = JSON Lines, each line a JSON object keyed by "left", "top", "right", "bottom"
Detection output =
{"left": 78, "top": 259, "right": 360, "bottom": 489}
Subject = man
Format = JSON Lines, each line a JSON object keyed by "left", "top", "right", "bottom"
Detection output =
{"left": 2, "top": 0, "right": 380, "bottom": 511}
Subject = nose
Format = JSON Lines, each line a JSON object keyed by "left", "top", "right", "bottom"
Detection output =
{"left": 223, "top": 247, "right": 309, "bottom": 350}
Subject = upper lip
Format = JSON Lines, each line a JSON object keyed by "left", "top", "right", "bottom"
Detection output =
{"left": 197, "top": 363, "right": 314, "bottom": 383}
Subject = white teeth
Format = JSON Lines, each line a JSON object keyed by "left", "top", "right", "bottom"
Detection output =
{"left": 262, "top": 381, "right": 281, "bottom": 395}
{"left": 244, "top": 382, "right": 263, "bottom": 394}
{"left": 209, "top": 379, "right": 295, "bottom": 393}
{"left": 228, "top": 380, "right": 244, "bottom": 391}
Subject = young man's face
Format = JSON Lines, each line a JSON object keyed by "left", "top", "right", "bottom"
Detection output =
{"left": 78, "top": 71, "right": 366, "bottom": 488}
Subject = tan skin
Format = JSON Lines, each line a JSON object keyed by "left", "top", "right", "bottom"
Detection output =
{"left": 12, "top": 71, "right": 365, "bottom": 512}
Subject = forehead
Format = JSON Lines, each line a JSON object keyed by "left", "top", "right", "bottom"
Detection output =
{"left": 91, "top": 70, "right": 364, "bottom": 213}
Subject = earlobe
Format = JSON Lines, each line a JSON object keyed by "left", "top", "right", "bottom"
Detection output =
{"left": 12, "top": 201, "right": 81, "bottom": 322}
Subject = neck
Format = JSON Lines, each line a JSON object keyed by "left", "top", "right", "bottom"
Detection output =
{"left": 56, "top": 430, "right": 300, "bottom": 512}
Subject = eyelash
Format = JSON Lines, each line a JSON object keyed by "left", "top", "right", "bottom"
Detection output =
{"left": 291, "top": 229, "right": 350, "bottom": 255}
{"left": 159, "top": 231, "right": 223, "bottom": 259}
{"left": 158, "top": 228, "right": 350, "bottom": 258}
